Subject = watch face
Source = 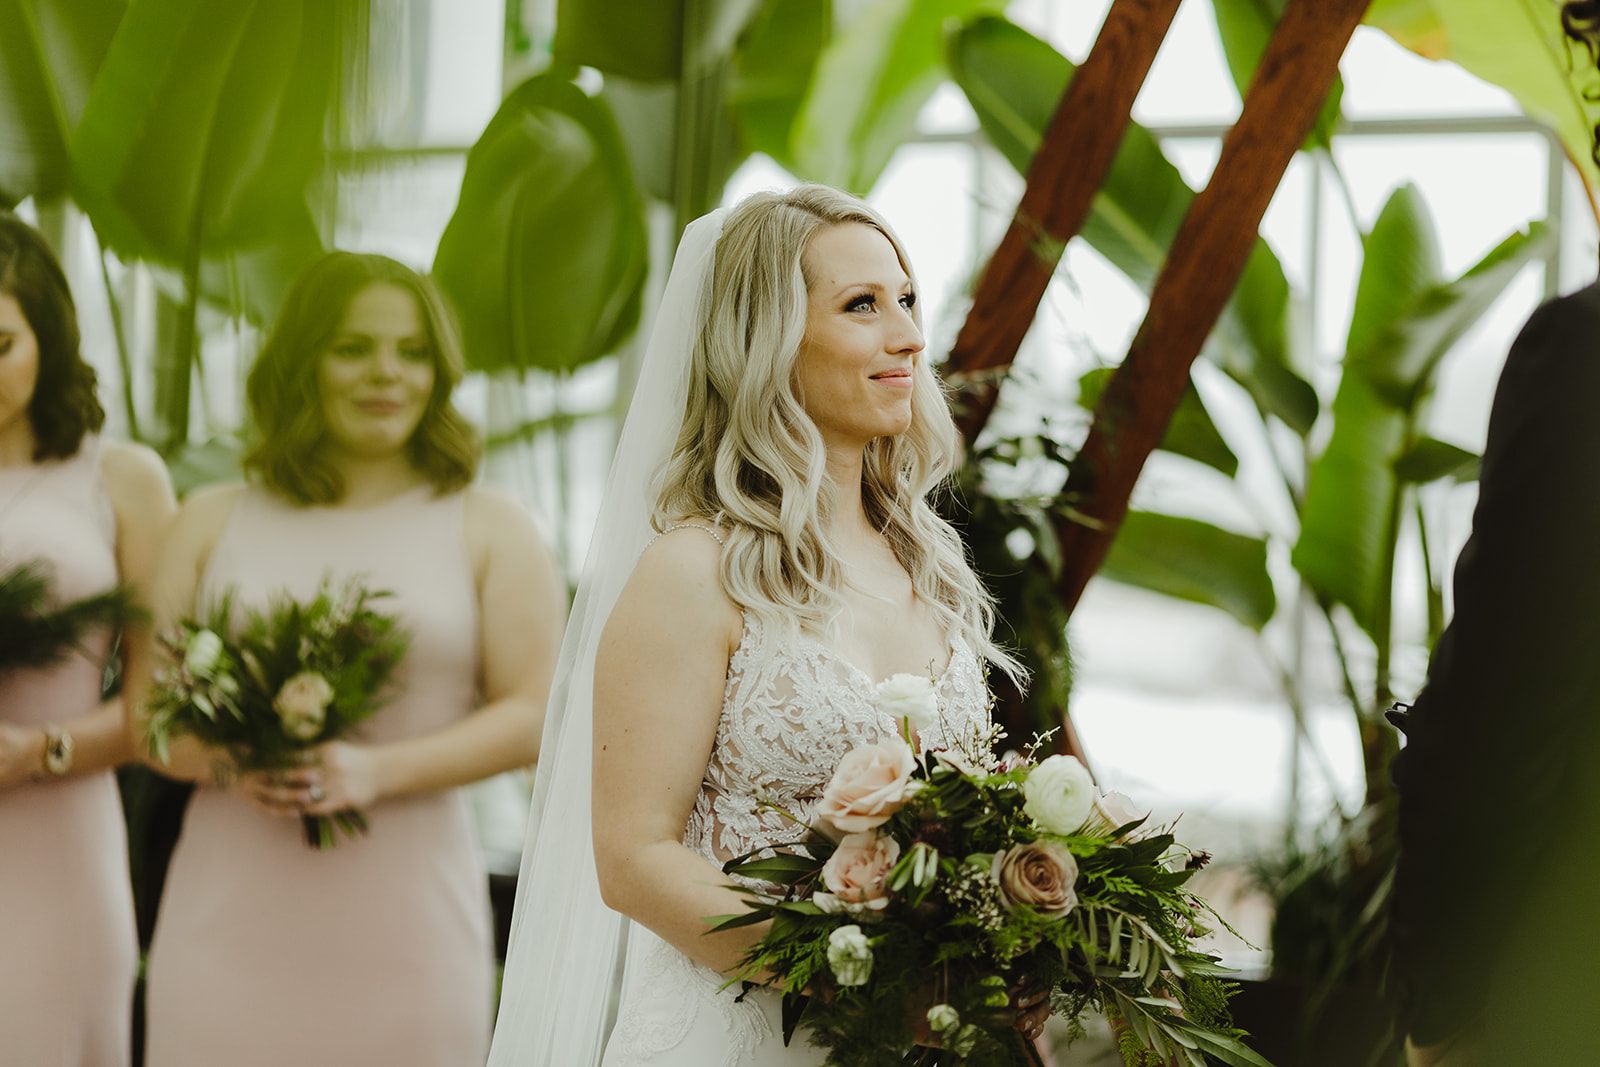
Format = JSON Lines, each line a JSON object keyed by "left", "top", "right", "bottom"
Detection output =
{"left": 43, "top": 732, "right": 73, "bottom": 775}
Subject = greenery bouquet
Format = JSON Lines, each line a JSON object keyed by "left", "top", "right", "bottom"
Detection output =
{"left": 144, "top": 576, "right": 409, "bottom": 849}
{"left": 0, "top": 557, "right": 138, "bottom": 673}
{"left": 711, "top": 676, "right": 1273, "bottom": 1067}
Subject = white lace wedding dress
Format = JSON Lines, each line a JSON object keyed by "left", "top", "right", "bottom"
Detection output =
{"left": 601, "top": 613, "right": 994, "bottom": 1067}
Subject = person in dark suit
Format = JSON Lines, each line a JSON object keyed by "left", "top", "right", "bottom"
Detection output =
{"left": 1390, "top": 7, "right": 1600, "bottom": 1064}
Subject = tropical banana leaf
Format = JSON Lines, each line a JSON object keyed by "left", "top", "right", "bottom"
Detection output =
{"left": 553, "top": 0, "right": 762, "bottom": 82}
{"left": 1099, "top": 510, "right": 1276, "bottom": 631}
{"left": 0, "top": 0, "right": 123, "bottom": 204}
{"left": 789, "top": 0, "right": 1003, "bottom": 194}
{"left": 433, "top": 72, "right": 649, "bottom": 375}
{"left": 1077, "top": 367, "right": 1239, "bottom": 478}
{"left": 727, "top": 0, "right": 832, "bottom": 172}
{"left": 70, "top": 0, "right": 339, "bottom": 265}
{"left": 946, "top": 15, "right": 1317, "bottom": 434}
{"left": 1293, "top": 186, "right": 1549, "bottom": 634}
{"left": 1368, "top": 0, "right": 1600, "bottom": 212}
{"left": 1393, "top": 436, "right": 1479, "bottom": 483}
{"left": 1211, "top": 0, "right": 1343, "bottom": 151}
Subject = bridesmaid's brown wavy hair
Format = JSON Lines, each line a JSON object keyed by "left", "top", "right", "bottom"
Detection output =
{"left": 0, "top": 212, "right": 106, "bottom": 460}
{"left": 244, "top": 252, "right": 479, "bottom": 504}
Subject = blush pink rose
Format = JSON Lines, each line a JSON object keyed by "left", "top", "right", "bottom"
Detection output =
{"left": 818, "top": 739, "right": 917, "bottom": 833}
{"left": 821, "top": 832, "right": 901, "bottom": 906}
{"left": 992, "top": 840, "right": 1079, "bottom": 918}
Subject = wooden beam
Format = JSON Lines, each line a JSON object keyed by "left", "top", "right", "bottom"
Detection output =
{"left": 945, "top": 0, "right": 1182, "bottom": 443}
{"left": 1053, "top": 0, "right": 1372, "bottom": 617}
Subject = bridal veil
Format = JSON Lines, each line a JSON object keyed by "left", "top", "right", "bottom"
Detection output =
{"left": 488, "top": 209, "right": 728, "bottom": 1067}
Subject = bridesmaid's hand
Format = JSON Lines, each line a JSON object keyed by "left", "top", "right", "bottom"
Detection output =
{"left": 297, "top": 741, "right": 381, "bottom": 816}
{"left": 0, "top": 723, "right": 45, "bottom": 788}
{"left": 1008, "top": 977, "right": 1052, "bottom": 1045}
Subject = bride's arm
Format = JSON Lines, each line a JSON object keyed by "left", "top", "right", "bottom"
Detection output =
{"left": 592, "top": 527, "right": 761, "bottom": 976}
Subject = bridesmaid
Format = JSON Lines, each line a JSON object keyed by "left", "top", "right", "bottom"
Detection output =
{"left": 0, "top": 212, "right": 176, "bottom": 1064}
{"left": 133, "top": 251, "right": 565, "bottom": 1065}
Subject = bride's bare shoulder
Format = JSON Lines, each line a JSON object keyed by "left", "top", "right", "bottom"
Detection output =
{"left": 617, "top": 519, "right": 740, "bottom": 639}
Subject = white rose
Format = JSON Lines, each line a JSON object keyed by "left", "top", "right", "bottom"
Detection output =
{"left": 273, "top": 671, "right": 335, "bottom": 742}
{"left": 1093, "top": 790, "right": 1147, "bottom": 837}
{"left": 926, "top": 1004, "right": 961, "bottom": 1034}
{"left": 826, "top": 924, "right": 874, "bottom": 987}
{"left": 184, "top": 629, "right": 224, "bottom": 678}
{"left": 1022, "top": 754, "right": 1096, "bottom": 835}
{"left": 873, "top": 673, "right": 940, "bottom": 735}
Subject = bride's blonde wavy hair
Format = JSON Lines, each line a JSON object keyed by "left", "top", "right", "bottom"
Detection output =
{"left": 653, "top": 184, "right": 1023, "bottom": 683}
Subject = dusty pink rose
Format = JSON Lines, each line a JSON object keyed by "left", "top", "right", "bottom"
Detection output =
{"left": 273, "top": 671, "right": 334, "bottom": 741}
{"left": 821, "top": 832, "right": 901, "bottom": 906}
{"left": 817, "top": 738, "right": 917, "bottom": 833}
{"left": 992, "top": 840, "right": 1079, "bottom": 918}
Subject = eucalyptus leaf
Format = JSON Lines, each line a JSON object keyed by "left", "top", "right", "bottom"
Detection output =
{"left": 1099, "top": 511, "right": 1277, "bottom": 631}
{"left": 433, "top": 72, "right": 649, "bottom": 374}
{"left": 790, "top": 0, "right": 1002, "bottom": 193}
{"left": 0, "top": 0, "right": 123, "bottom": 204}
{"left": 1078, "top": 367, "right": 1238, "bottom": 477}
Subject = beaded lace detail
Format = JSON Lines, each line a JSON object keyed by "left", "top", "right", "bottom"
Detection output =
{"left": 606, "top": 613, "right": 993, "bottom": 1066}
{"left": 684, "top": 613, "right": 992, "bottom": 871}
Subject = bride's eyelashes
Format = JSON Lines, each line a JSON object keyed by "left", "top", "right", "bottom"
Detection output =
{"left": 841, "top": 290, "right": 916, "bottom": 314}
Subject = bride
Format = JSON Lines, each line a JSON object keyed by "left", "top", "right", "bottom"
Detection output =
{"left": 490, "top": 185, "right": 1050, "bottom": 1066}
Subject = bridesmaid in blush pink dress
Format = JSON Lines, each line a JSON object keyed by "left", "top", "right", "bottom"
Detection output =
{"left": 0, "top": 213, "right": 176, "bottom": 1065}
{"left": 133, "top": 251, "right": 565, "bottom": 1067}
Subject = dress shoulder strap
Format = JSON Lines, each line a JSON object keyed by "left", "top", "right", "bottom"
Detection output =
{"left": 655, "top": 521, "right": 726, "bottom": 546}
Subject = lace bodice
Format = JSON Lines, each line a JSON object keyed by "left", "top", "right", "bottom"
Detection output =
{"left": 681, "top": 613, "right": 992, "bottom": 869}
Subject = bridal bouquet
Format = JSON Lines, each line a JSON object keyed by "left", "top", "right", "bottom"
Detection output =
{"left": 144, "top": 577, "right": 409, "bottom": 850}
{"left": 0, "top": 557, "right": 138, "bottom": 673}
{"left": 711, "top": 676, "right": 1271, "bottom": 1067}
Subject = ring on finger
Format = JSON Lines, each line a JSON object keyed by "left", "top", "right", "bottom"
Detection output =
{"left": 309, "top": 784, "right": 325, "bottom": 803}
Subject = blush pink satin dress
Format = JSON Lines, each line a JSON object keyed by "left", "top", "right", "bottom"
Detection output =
{"left": 0, "top": 436, "right": 138, "bottom": 1067}
{"left": 142, "top": 484, "right": 493, "bottom": 1066}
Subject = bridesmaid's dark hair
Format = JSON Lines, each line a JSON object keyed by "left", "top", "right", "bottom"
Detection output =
{"left": 0, "top": 212, "right": 105, "bottom": 460}
{"left": 244, "top": 251, "right": 479, "bottom": 504}
{"left": 1564, "top": 1, "right": 1600, "bottom": 165}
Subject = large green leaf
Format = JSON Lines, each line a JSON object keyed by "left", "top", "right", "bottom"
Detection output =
{"left": 1294, "top": 195, "right": 1547, "bottom": 635}
{"left": 70, "top": 0, "right": 339, "bottom": 264}
{"left": 553, "top": 0, "right": 762, "bottom": 82}
{"left": 0, "top": 0, "right": 123, "bottom": 204}
{"left": 1370, "top": 0, "right": 1600, "bottom": 204}
{"left": 1292, "top": 373, "right": 1407, "bottom": 634}
{"left": 1099, "top": 511, "right": 1277, "bottom": 631}
{"left": 1211, "top": 0, "right": 1343, "bottom": 151}
{"left": 1393, "top": 436, "right": 1479, "bottom": 484}
{"left": 1353, "top": 221, "right": 1554, "bottom": 407}
{"left": 727, "top": 0, "right": 832, "bottom": 171}
{"left": 790, "top": 0, "right": 1002, "bottom": 194}
{"left": 1077, "top": 367, "right": 1238, "bottom": 478}
{"left": 946, "top": 15, "right": 1317, "bottom": 434}
{"left": 433, "top": 73, "right": 649, "bottom": 375}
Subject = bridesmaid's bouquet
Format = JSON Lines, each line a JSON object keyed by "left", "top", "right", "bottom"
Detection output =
{"left": 0, "top": 557, "right": 138, "bottom": 673}
{"left": 144, "top": 577, "right": 409, "bottom": 850}
{"left": 711, "top": 676, "right": 1272, "bottom": 1067}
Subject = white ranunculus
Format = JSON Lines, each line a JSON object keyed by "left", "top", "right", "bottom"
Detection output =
{"left": 184, "top": 629, "right": 224, "bottom": 678}
{"left": 1022, "top": 754, "right": 1096, "bottom": 835}
{"left": 826, "top": 924, "right": 874, "bottom": 987}
{"left": 873, "top": 673, "right": 940, "bottom": 734}
{"left": 926, "top": 1004, "right": 961, "bottom": 1034}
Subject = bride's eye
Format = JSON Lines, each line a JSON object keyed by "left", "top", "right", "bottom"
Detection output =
{"left": 845, "top": 294, "right": 876, "bottom": 313}
{"left": 899, "top": 292, "right": 916, "bottom": 311}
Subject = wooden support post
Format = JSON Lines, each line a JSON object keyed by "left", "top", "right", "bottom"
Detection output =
{"left": 945, "top": 0, "right": 1183, "bottom": 443}
{"left": 1053, "top": 0, "right": 1372, "bottom": 618}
